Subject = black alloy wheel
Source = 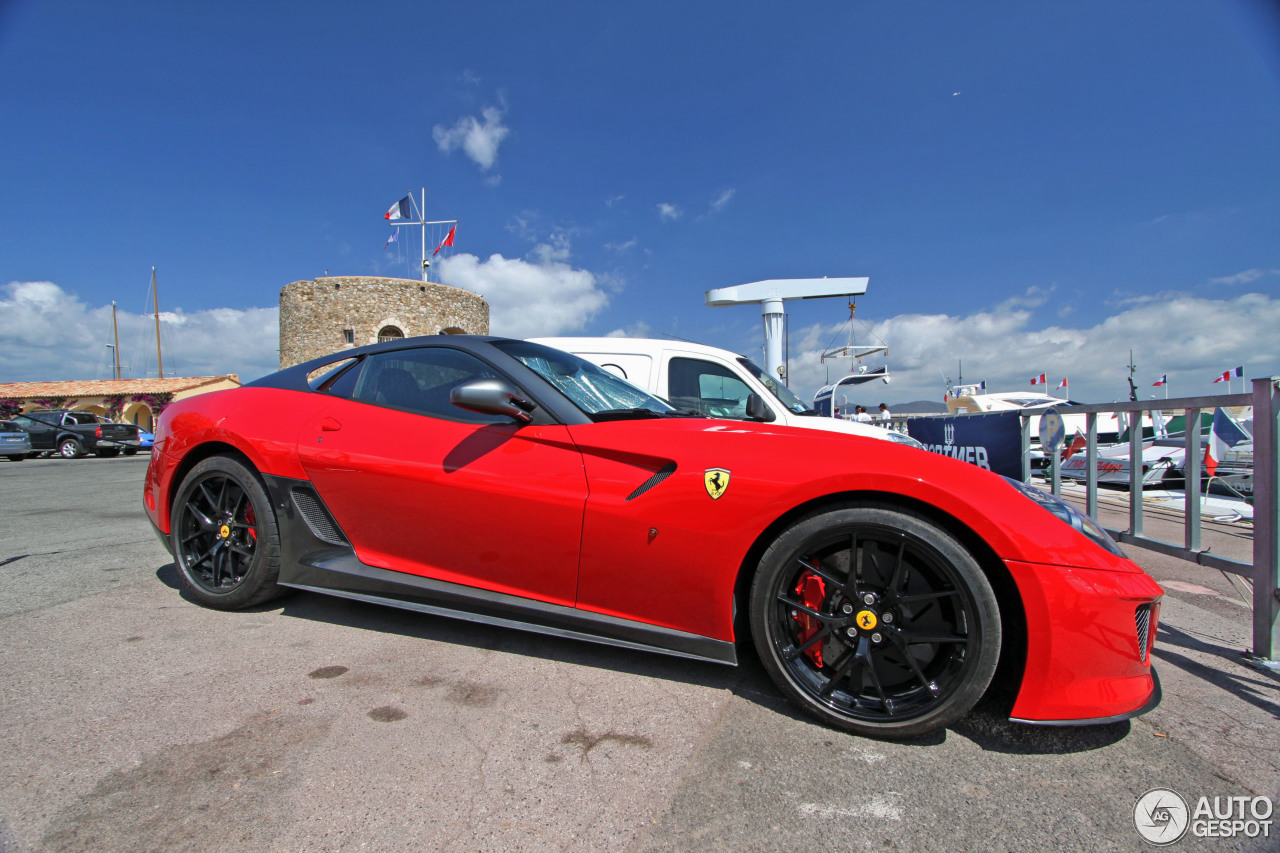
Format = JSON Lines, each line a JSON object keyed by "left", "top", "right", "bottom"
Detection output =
{"left": 171, "top": 455, "right": 283, "bottom": 610}
{"left": 750, "top": 503, "right": 1001, "bottom": 739}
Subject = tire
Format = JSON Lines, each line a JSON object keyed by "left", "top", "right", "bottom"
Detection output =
{"left": 5, "top": 455, "right": 26, "bottom": 461}
{"left": 95, "top": 448, "right": 122, "bottom": 458}
{"left": 123, "top": 447, "right": 139, "bottom": 456}
{"left": 58, "top": 438, "right": 84, "bottom": 459}
{"left": 749, "top": 502, "right": 1001, "bottom": 739}
{"left": 170, "top": 455, "right": 284, "bottom": 610}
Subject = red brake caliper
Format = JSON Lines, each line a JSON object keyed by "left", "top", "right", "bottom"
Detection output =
{"left": 793, "top": 567, "right": 827, "bottom": 667}
{"left": 243, "top": 502, "right": 257, "bottom": 541}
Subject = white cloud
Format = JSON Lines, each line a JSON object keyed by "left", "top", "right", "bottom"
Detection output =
{"left": 433, "top": 105, "right": 510, "bottom": 171}
{"left": 605, "top": 195, "right": 625, "bottom": 208}
{"left": 437, "top": 245, "right": 607, "bottom": 339}
{"left": 605, "top": 238, "right": 638, "bottom": 254}
{"left": 606, "top": 321, "right": 652, "bottom": 338}
{"left": 657, "top": 203, "right": 683, "bottom": 222}
{"left": 0, "top": 280, "right": 279, "bottom": 382}
{"left": 776, "top": 292, "right": 1280, "bottom": 407}
{"left": 1209, "top": 268, "right": 1277, "bottom": 286}
{"left": 709, "top": 188, "right": 736, "bottom": 213}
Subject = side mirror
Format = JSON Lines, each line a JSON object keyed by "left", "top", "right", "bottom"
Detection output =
{"left": 450, "top": 379, "right": 536, "bottom": 424}
{"left": 745, "top": 393, "right": 775, "bottom": 422}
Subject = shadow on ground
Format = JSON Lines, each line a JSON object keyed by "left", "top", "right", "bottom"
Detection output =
{"left": 154, "top": 563, "right": 1149, "bottom": 756}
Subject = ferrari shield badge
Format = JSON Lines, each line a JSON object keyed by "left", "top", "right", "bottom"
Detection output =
{"left": 704, "top": 468, "right": 731, "bottom": 500}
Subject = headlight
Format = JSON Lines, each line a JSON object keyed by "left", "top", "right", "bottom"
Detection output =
{"left": 885, "top": 431, "right": 926, "bottom": 450}
{"left": 1002, "top": 476, "right": 1126, "bottom": 557}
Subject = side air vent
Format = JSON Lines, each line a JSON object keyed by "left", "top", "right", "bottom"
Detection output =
{"left": 291, "top": 488, "right": 348, "bottom": 545}
{"left": 1134, "top": 604, "right": 1152, "bottom": 663}
{"left": 626, "top": 462, "right": 677, "bottom": 501}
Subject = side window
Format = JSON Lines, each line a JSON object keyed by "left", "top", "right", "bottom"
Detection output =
{"left": 668, "top": 357, "right": 753, "bottom": 419}
{"left": 351, "top": 347, "right": 510, "bottom": 424}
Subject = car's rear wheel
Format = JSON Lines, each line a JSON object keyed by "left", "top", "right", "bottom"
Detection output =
{"left": 95, "top": 448, "right": 121, "bottom": 458}
{"left": 750, "top": 503, "right": 1001, "bottom": 739}
{"left": 123, "top": 447, "right": 139, "bottom": 456}
{"left": 171, "top": 455, "right": 283, "bottom": 610}
{"left": 58, "top": 438, "right": 84, "bottom": 459}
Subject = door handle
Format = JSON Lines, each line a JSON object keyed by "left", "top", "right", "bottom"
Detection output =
{"left": 320, "top": 417, "right": 342, "bottom": 432}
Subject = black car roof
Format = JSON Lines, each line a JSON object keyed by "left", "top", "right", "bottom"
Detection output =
{"left": 245, "top": 335, "right": 594, "bottom": 426}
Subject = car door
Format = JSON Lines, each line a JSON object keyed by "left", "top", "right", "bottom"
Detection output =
{"left": 664, "top": 355, "right": 765, "bottom": 420}
{"left": 17, "top": 413, "right": 56, "bottom": 450}
{"left": 297, "top": 344, "right": 588, "bottom": 607}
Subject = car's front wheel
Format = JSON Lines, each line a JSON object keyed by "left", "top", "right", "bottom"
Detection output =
{"left": 171, "top": 455, "right": 284, "bottom": 610}
{"left": 750, "top": 503, "right": 1001, "bottom": 739}
{"left": 58, "top": 438, "right": 84, "bottom": 459}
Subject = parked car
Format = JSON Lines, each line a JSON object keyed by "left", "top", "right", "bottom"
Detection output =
{"left": 529, "top": 336, "right": 924, "bottom": 449}
{"left": 143, "top": 335, "right": 1162, "bottom": 739}
{"left": 14, "top": 410, "right": 143, "bottom": 458}
{"left": 138, "top": 430, "right": 155, "bottom": 450}
{"left": 1, "top": 420, "right": 33, "bottom": 460}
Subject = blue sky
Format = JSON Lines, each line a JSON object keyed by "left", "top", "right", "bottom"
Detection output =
{"left": 2, "top": 0, "right": 1277, "bottom": 404}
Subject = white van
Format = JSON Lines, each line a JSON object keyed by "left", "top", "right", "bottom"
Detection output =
{"left": 530, "top": 337, "right": 923, "bottom": 448}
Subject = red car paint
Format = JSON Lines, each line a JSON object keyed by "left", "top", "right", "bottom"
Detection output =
{"left": 144, "top": 363, "right": 1162, "bottom": 727}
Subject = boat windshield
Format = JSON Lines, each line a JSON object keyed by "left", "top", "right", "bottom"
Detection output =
{"left": 738, "top": 357, "right": 814, "bottom": 414}
{"left": 494, "top": 340, "right": 679, "bottom": 420}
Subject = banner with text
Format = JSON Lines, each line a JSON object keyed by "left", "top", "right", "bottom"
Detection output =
{"left": 906, "top": 411, "right": 1023, "bottom": 478}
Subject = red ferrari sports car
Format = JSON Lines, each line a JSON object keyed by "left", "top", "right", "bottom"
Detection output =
{"left": 143, "top": 336, "right": 1162, "bottom": 739}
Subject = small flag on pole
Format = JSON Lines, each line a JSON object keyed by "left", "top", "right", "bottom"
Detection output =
{"left": 383, "top": 227, "right": 400, "bottom": 250}
{"left": 433, "top": 224, "right": 456, "bottom": 256}
{"left": 1030, "top": 373, "right": 1046, "bottom": 386}
{"left": 1062, "top": 429, "right": 1087, "bottom": 462}
{"left": 1213, "top": 366, "right": 1244, "bottom": 383}
{"left": 1152, "top": 375, "right": 1167, "bottom": 387}
{"left": 1203, "top": 407, "right": 1250, "bottom": 477}
{"left": 1056, "top": 377, "right": 1068, "bottom": 391}
{"left": 384, "top": 195, "right": 413, "bottom": 221}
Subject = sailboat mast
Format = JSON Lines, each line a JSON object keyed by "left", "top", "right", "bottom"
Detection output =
{"left": 152, "top": 267, "right": 164, "bottom": 379}
{"left": 111, "top": 301, "right": 121, "bottom": 381}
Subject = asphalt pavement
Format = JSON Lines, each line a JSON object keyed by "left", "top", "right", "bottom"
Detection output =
{"left": 1, "top": 456, "right": 1276, "bottom": 852}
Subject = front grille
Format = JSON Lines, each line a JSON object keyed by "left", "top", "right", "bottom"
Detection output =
{"left": 626, "top": 463, "right": 677, "bottom": 501}
{"left": 291, "top": 488, "right": 347, "bottom": 546}
{"left": 1135, "top": 604, "right": 1152, "bottom": 663}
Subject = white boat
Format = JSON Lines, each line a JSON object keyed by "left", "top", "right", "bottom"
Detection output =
{"left": 1060, "top": 442, "right": 1183, "bottom": 486}
{"left": 945, "top": 385, "right": 1125, "bottom": 444}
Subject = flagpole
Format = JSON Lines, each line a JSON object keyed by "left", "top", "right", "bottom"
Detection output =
{"left": 152, "top": 267, "right": 164, "bottom": 379}
{"left": 420, "top": 188, "right": 428, "bottom": 282}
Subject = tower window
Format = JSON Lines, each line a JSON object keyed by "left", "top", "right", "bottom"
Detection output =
{"left": 378, "top": 326, "right": 404, "bottom": 343}
{"left": 342, "top": 328, "right": 354, "bottom": 345}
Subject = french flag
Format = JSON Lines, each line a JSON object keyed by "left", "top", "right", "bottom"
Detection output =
{"left": 384, "top": 195, "right": 412, "bottom": 221}
{"left": 1213, "top": 366, "right": 1244, "bottom": 383}
{"left": 1152, "top": 375, "right": 1167, "bottom": 387}
{"left": 1030, "top": 373, "right": 1046, "bottom": 386}
{"left": 1203, "top": 407, "right": 1250, "bottom": 477}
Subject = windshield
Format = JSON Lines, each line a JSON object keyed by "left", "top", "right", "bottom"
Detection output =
{"left": 495, "top": 340, "right": 677, "bottom": 418}
{"left": 738, "top": 357, "right": 814, "bottom": 414}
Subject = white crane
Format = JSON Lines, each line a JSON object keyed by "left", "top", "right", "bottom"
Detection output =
{"left": 704, "top": 277, "right": 870, "bottom": 384}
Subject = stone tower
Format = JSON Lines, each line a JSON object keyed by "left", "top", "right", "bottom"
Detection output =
{"left": 278, "top": 276, "right": 490, "bottom": 369}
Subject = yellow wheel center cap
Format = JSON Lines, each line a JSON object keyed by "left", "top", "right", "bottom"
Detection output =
{"left": 855, "top": 610, "right": 878, "bottom": 631}
{"left": 218, "top": 524, "right": 231, "bottom": 539}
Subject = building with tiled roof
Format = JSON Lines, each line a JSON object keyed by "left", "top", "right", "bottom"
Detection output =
{"left": 0, "top": 375, "right": 240, "bottom": 431}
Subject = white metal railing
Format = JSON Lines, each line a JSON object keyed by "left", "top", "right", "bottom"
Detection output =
{"left": 1020, "top": 377, "right": 1279, "bottom": 668}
